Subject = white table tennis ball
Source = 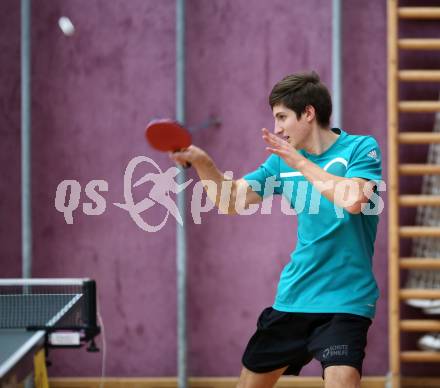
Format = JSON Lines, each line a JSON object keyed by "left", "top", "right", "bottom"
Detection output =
{"left": 58, "top": 16, "right": 75, "bottom": 36}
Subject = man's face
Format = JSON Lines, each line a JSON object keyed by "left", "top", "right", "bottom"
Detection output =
{"left": 272, "top": 104, "right": 311, "bottom": 149}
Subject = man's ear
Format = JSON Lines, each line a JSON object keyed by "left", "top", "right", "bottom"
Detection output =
{"left": 304, "top": 105, "right": 316, "bottom": 122}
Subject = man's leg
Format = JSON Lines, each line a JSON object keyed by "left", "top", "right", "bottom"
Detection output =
{"left": 236, "top": 365, "right": 288, "bottom": 388}
{"left": 323, "top": 365, "right": 360, "bottom": 388}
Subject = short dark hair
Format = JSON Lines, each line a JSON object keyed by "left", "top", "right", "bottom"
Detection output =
{"left": 269, "top": 71, "right": 332, "bottom": 128}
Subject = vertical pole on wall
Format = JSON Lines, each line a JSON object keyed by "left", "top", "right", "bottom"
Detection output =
{"left": 21, "top": 1, "right": 33, "bottom": 386}
{"left": 176, "top": 0, "right": 188, "bottom": 387}
{"left": 332, "top": 0, "right": 342, "bottom": 128}
{"left": 21, "top": 0, "right": 32, "bottom": 279}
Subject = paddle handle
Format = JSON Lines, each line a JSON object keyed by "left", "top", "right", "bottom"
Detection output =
{"left": 172, "top": 149, "right": 191, "bottom": 169}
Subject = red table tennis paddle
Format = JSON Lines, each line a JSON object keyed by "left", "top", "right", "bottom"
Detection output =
{"left": 145, "top": 119, "right": 192, "bottom": 167}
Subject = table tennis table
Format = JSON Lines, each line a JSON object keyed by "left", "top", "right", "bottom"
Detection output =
{"left": 0, "top": 329, "right": 45, "bottom": 386}
{"left": 0, "top": 278, "right": 100, "bottom": 387}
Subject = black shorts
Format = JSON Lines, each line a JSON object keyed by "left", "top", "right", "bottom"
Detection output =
{"left": 242, "top": 307, "right": 372, "bottom": 379}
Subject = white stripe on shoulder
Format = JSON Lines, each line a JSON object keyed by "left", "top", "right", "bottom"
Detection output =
{"left": 323, "top": 157, "right": 348, "bottom": 170}
{"left": 279, "top": 157, "right": 348, "bottom": 178}
{"left": 280, "top": 171, "right": 303, "bottom": 177}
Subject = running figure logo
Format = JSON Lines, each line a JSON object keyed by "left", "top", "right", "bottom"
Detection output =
{"left": 114, "top": 156, "right": 193, "bottom": 232}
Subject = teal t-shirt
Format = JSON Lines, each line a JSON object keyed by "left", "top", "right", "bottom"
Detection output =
{"left": 243, "top": 128, "right": 382, "bottom": 318}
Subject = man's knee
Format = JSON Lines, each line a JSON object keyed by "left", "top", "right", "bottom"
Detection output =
{"left": 236, "top": 365, "right": 287, "bottom": 388}
{"left": 324, "top": 365, "right": 360, "bottom": 388}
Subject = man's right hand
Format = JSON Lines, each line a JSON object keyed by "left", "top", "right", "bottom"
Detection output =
{"left": 169, "top": 146, "right": 263, "bottom": 215}
{"left": 169, "top": 145, "right": 208, "bottom": 169}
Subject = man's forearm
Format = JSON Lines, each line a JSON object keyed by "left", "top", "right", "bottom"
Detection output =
{"left": 294, "top": 156, "right": 365, "bottom": 211}
{"left": 262, "top": 128, "right": 371, "bottom": 213}
{"left": 193, "top": 157, "right": 236, "bottom": 214}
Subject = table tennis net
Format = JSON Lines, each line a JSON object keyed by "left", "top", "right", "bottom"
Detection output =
{"left": 0, "top": 280, "right": 98, "bottom": 332}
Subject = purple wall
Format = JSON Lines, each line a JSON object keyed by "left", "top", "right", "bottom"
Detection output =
{"left": 0, "top": 0, "right": 436, "bottom": 379}
{"left": 1, "top": 1, "right": 22, "bottom": 278}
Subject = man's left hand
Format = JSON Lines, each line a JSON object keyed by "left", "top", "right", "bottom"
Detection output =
{"left": 261, "top": 128, "right": 303, "bottom": 169}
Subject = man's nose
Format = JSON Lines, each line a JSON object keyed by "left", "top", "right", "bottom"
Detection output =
{"left": 274, "top": 124, "right": 282, "bottom": 135}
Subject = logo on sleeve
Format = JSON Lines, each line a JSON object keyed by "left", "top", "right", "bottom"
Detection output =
{"left": 367, "top": 149, "right": 378, "bottom": 160}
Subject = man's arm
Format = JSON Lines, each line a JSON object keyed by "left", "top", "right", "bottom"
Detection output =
{"left": 262, "top": 128, "right": 376, "bottom": 214}
{"left": 170, "top": 145, "right": 263, "bottom": 214}
{"left": 289, "top": 157, "right": 375, "bottom": 214}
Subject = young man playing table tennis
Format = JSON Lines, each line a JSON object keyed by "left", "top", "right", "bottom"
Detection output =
{"left": 170, "top": 71, "right": 381, "bottom": 388}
